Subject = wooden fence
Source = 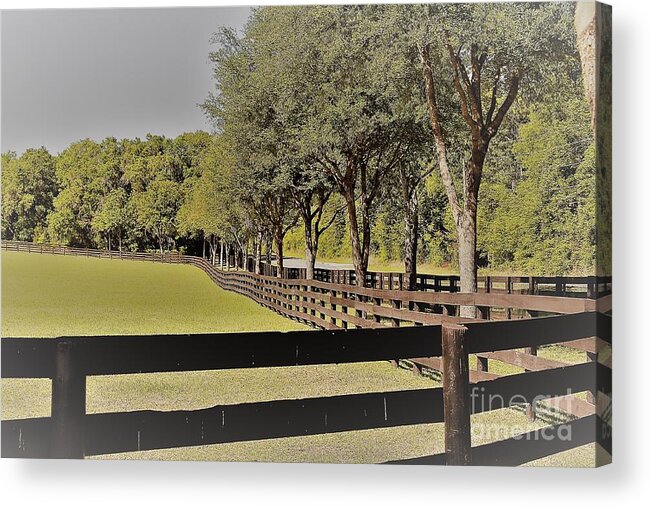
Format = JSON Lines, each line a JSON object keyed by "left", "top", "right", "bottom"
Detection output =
{"left": 3, "top": 240, "right": 611, "bottom": 298}
{"left": 1, "top": 312, "right": 611, "bottom": 464}
{"left": 2, "top": 240, "right": 612, "bottom": 421}
{"left": 254, "top": 259, "right": 611, "bottom": 299}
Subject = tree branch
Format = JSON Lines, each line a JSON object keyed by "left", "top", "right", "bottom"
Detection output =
{"left": 488, "top": 69, "right": 522, "bottom": 138}
{"left": 419, "top": 43, "right": 462, "bottom": 225}
{"left": 445, "top": 41, "right": 475, "bottom": 128}
{"left": 486, "top": 64, "right": 502, "bottom": 125}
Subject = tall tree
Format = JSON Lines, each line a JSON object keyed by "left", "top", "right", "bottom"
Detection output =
{"left": 264, "top": 5, "right": 413, "bottom": 286}
{"left": 48, "top": 139, "right": 120, "bottom": 246}
{"left": 1, "top": 148, "right": 57, "bottom": 241}
{"left": 416, "top": 2, "right": 576, "bottom": 314}
{"left": 203, "top": 19, "right": 299, "bottom": 276}
{"left": 91, "top": 188, "right": 133, "bottom": 251}
{"left": 291, "top": 175, "right": 342, "bottom": 280}
{"left": 133, "top": 179, "right": 182, "bottom": 254}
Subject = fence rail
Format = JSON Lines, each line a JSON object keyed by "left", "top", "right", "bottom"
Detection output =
{"left": 1, "top": 312, "right": 611, "bottom": 463}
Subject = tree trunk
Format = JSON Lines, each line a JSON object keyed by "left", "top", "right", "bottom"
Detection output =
{"left": 255, "top": 231, "right": 262, "bottom": 274}
{"left": 118, "top": 235, "right": 122, "bottom": 253}
{"left": 344, "top": 192, "right": 367, "bottom": 287}
{"left": 306, "top": 246, "right": 316, "bottom": 280}
{"left": 273, "top": 229, "right": 284, "bottom": 278}
{"left": 220, "top": 240, "right": 225, "bottom": 269}
{"left": 265, "top": 234, "right": 272, "bottom": 264}
{"left": 303, "top": 215, "right": 316, "bottom": 280}
{"left": 458, "top": 210, "right": 478, "bottom": 318}
{"left": 403, "top": 189, "right": 419, "bottom": 291}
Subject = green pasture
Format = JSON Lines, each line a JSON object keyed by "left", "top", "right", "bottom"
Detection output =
{"left": 1, "top": 250, "right": 305, "bottom": 337}
{"left": 1, "top": 251, "right": 596, "bottom": 465}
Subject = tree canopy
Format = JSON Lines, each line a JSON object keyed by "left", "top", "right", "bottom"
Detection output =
{"left": 2, "top": 3, "right": 600, "bottom": 280}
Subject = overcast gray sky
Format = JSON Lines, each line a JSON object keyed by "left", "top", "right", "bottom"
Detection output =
{"left": 1, "top": 7, "right": 251, "bottom": 155}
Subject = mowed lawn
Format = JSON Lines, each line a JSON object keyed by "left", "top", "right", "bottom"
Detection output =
{"left": 1, "top": 250, "right": 305, "bottom": 337}
{"left": 1, "top": 251, "right": 597, "bottom": 465}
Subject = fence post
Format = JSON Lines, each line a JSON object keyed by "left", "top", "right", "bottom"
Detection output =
{"left": 391, "top": 299, "right": 401, "bottom": 327}
{"left": 586, "top": 351, "right": 597, "bottom": 404}
{"left": 506, "top": 276, "right": 513, "bottom": 320}
{"left": 442, "top": 323, "right": 472, "bottom": 466}
{"left": 523, "top": 345, "right": 538, "bottom": 421}
{"left": 341, "top": 291, "right": 348, "bottom": 329}
{"left": 51, "top": 339, "right": 86, "bottom": 458}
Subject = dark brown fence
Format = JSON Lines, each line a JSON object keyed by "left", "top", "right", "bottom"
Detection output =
{"left": 2, "top": 239, "right": 612, "bottom": 419}
{"left": 1, "top": 312, "right": 611, "bottom": 464}
{"left": 254, "top": 261, "right": 611, "bottom": 299}
{"left": 3, "top": 240, "right": 611, "bottom": 298}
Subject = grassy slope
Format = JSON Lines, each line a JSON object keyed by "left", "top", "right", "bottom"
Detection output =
{"left": 1, "top": 251, "right": 595, "bottom": 465}
{"left": 1, "top": 251, "right": 305, "bottom": 337}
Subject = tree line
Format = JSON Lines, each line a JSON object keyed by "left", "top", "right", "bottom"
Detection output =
{"left": 1, "top": 3, "right": 600, "bottom": 306}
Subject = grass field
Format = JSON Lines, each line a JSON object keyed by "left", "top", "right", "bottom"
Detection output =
{"left": 1, "top": 251, "right": 596, "bottom": 465}
{"left": 1, "top": 250, "right": 306, "bottom": 337}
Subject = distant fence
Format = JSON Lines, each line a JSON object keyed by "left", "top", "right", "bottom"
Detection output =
{"left": 1, "top": 313, "right": 611, "bottom": 464}
{"left": 253, "top": 259, "right": 611, "bottom": 299}
{"left": 2, "top": 240, "right": 612, "bottom": 421}
{"left": 3, "top": 239, "right": 611, "bottom": 298}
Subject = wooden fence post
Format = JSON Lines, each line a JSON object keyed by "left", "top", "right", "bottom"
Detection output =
{"left": 330, "top": 289, "right": 337, "bottom": 326}
{"left": 442, "top": 324, "right": 472, "bottom": 466}
{"left": 586, "top": 351, "right": 597, "bottom": 404}
{"left": 51, "top": 339, "right": 86, "bottom": 458}
{"left": 391, "top": 299, "right": 401, "bottom": 327}
{"left": 523, "top": 345, "right": 538, "bottom": 421}
{"left": 506, "top": 276, "right": 513, "bottom": 320}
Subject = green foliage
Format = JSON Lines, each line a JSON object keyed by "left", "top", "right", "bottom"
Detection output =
{"left": 1, "top": 4, "right": 601, "bottom": 277}
{"left": 91, "top": 188, "right": 134, "bottom": 250}
{"left": 1, "top": 148, "right": 57, "bottom": 241}
{"left": 479, "top": 95, "right": 595, "bottom": 274}
{"left": 133, "top": 179, "right": 183, "bottom": 253}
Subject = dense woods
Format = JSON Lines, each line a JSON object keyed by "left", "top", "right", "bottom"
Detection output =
{"left": 1, "top": 3, "right": 599, "bottom": 282}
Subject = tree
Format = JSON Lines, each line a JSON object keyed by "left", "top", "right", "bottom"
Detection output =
{"left": 575, "top": 1, "right": 611, "bottom": 277}
{"left": 290, "top": 172, "right": 343, "bottom": 280}
{"left": 416, "top": 2, "right": 576, "bottom": 314}
{"left": 48, "top": 139, "right": 109, "bottom": 246}
{"left": 1, "top": 148, "right": 57, "bottom": 241}
{"left": 481, "top": 95, "right": 594, "bottom": 275}
{"left": 177, "top": 135, "right": 247, "bottom": 265}
{"left": 91, "top": 188, "right": 133, "bottom": 251}
{"left": 203, "top": 19, "right": 300, "bottom": 277}
{"left": 133, "top": 179, "right": 182, "bottom": 253}
{"left": 396, "top": 156, "right": 437, "bottom": 290}
{"left": 260, "top": 5, "right": 412, "bottom": 286}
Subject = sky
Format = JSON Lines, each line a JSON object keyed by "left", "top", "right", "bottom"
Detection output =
{"left": 0, "top": 6, "right": 251, "bottom": 155}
